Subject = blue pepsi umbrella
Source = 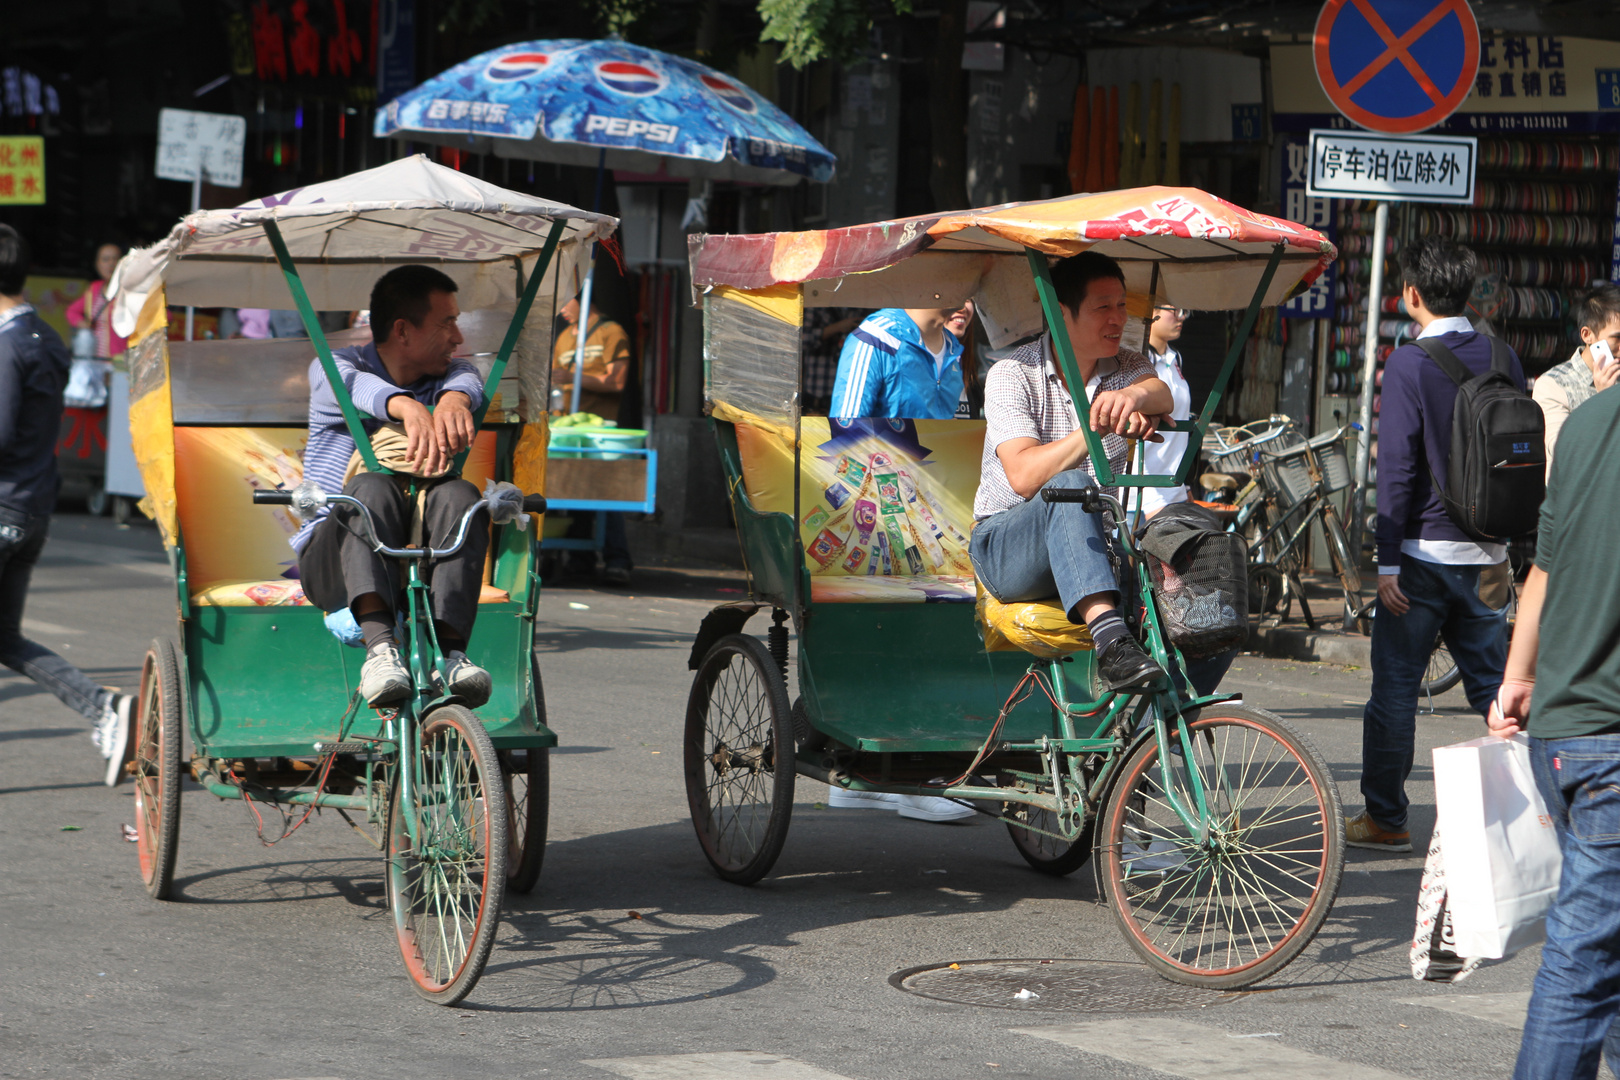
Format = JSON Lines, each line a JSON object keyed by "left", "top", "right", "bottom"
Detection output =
{"left": 375, "top": 39, "right": 835, "bottom": 186}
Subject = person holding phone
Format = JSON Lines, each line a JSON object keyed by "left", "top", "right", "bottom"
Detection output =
{"left": 1532, "top": 283, "right": 1620, "bottom": 476}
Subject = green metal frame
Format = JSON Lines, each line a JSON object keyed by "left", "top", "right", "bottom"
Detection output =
{"left": 179, "top": 220, "right": 565, "bottom": 816}
{"left": 709, "top": 241, "right": 1287, "bottom": 845}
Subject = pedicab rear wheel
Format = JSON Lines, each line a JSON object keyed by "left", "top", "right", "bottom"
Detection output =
{"left": 1007, "top": 807, "right": 1095, "bottom": 876}
{"left": 501, "top": 746, "right": 549, "bottom": 895}
{"left": 684, "top": 633, "right": 794, "bottom": 885}
{"left": 133, "top": 637, "right": 183, "bottom": 900}
{"left": 1099, "top": 705, "right": 1343, "bottom": 988}
{"left": 385, "top": 704, "right": 508, "bottom": 1005}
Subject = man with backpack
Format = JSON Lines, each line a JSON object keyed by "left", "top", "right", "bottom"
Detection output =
{"left": 1350, "top": 236, "right": 1544, "bottom": 852}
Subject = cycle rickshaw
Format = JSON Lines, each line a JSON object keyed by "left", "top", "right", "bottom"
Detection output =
{"left": 684, "top": 188, "right": 1346, "bottom": 987}
{"left": 109, "top": 156, "right": 615, "bottom": 1004}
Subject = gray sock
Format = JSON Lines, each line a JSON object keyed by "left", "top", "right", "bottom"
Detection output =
{"left": 1086, "top": 608, "right": 1129, "bottom": 653}
{"left": 359, "top": 611, "right": 395, "bottom": 651}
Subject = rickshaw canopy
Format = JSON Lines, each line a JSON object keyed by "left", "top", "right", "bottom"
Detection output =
{"left": 690, "top": 186, "right": 1335, "bottom": 348}
{"left": 110, "top": 154, "right": 617, "bottom": 335}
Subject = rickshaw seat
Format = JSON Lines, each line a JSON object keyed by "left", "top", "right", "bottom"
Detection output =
{"left": 974, "top": 588, "right": 1094, "bottom": 658}
{"left": 173, "top": 426, "right": 510, "bottom": 605}
{"left": 730, "top": 417, "right": 981, "bottom": 604}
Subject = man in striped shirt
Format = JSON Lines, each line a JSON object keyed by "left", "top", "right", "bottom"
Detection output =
{"left": 970, "top": 252, "right": 1173, "bottom": 692}
{"left": 294, "top": 265, "right": 492, "bottom": 708}
{"left": 829, "top": 307, "right": 963, "bottom": 419}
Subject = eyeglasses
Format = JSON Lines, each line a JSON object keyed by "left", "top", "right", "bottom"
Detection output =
{"left": 1153, "top": 306, "right": 1190, "bottom": 319}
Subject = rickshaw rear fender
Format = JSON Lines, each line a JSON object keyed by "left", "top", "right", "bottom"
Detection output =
{"left": 688, "top": 602, "right": 762, "bottom": 670}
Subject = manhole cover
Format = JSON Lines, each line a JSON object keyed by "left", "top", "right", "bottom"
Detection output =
{"left": 891, "top": 959, "right": 1240, "bottom": 1013}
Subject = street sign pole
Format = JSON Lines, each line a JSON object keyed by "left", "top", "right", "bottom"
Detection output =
{"left": 185, "top": 174, "right": 202, "bottom": 341}
{"left": 1349, "top": 199, "right": 1389, "bottom": 621}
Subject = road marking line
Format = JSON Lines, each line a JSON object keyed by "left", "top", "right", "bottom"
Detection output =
{"left": 1013, "top": 1018, "right": 1415, "bottom": 1079}
{"left": 583, "top": 1052, "right": 856, "bottom": 1080}
{"left": 21, "top": 618, "right": 83, "bottom": 636}
{"left": 1398, "top": 991, "right": 1530, "bottom": 1028}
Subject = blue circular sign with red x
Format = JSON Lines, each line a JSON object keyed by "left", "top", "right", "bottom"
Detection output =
{"left": 1314, "top": 0, "right": 1480, "bottom": 133}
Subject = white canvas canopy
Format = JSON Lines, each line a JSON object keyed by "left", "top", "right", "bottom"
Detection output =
{"left": 111, "top": 155, "right": 617, "bottom": 336}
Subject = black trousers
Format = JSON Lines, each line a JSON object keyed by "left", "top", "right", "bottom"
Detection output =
{"left": 0, "top": 511, "right": 106, "bottom": 721}
{"left": 298, "top": 473, "right": 489, "bottom": 639}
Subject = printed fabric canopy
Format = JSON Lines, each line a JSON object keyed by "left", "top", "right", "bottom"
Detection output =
{"left": 374, "top": 39, "right": 835, "bottom": 187}
{"left": 689, "top": 186, "right": 1337, "bottom": 346}
{"left": 110, "top": 154, "right": 618, "bottom": 334}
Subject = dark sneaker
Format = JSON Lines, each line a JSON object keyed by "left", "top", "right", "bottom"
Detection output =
{"left": 443, "top": 651, "right": 492, "bottom": 708}
{"left": 601, "top": 565, "right": 631, "bottom": 587}
{"left": 1345, "top": 811, "right": 1412, "bottom": 852}
{"left": 1096, "top": 637, "right": 1166, "bottom": 692}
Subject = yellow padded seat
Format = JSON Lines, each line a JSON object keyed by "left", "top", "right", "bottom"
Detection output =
{"left": 975, "top": 588, "right": 1094, "bottom": 658}
{"left": 192, "top": 580, "right": 511, "bottom": 607}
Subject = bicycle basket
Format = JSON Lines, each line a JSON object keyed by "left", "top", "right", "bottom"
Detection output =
{"left": 1258, "top": 443, "right": 1317, "bottom": 508}
{"left": 1307, "top": 430, "right": 1354, "bottom": 493}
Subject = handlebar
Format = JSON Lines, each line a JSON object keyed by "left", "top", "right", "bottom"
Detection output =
{"left": 1039, "top": 484, "right": 1136, "bottom": 555}
{"left": 252, "top": 485, "right": 547, "bottom": 560}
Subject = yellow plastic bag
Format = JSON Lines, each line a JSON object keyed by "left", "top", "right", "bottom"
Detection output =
{"left": 975, "top": 588, "right": 1094, "bottom": 658}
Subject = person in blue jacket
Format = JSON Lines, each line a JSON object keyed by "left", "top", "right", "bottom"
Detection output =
{"left": 829, "top": 307, "right": 963, "bottom": 420}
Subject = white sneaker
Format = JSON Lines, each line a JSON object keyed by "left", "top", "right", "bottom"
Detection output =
{"left": 442, "top": 650, "right": 491, "bottom": 708}
{"left": 359, "top": 642, "right": 412, "bottom": 706}
{"left": 826, "top": 784, "right": 899, "bottom": 809}
{"left": 1122, "top": 838, "right": 1189, "bottom": 875}
{"left": 92, "top": 693, "right": 134, "bottom": 787}
{"left": 895, "top": 794, "right": 977, "bottom": 823}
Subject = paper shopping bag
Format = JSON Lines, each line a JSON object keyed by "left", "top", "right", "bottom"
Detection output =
{"left": 1431, "top": 734, "right": 1562, "bottom": 959}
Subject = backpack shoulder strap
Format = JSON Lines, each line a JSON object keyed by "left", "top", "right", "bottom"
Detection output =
{"left": 1415, "top": 337, "right": 1472, "bottom": 387}
{"left": 1486, "top": 333, "right": 1513, "bottom": 376}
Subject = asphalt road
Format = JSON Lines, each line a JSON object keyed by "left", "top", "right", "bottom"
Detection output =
{"left": 0, "top": 513, "right": 1572, "bottom": 1080}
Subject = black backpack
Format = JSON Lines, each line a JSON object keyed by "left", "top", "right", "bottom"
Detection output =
{"left": 1415, "top": 335, "right": 1544, "bottom": 542}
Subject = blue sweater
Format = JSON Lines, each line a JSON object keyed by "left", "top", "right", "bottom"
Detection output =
{"left": 1375, "top": 329, "right": 1526, "bottom": 568}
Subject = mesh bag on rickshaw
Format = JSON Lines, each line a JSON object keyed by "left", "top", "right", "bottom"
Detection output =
{"left": 1138, "top": 504, "right": 1249, "bottom": 659}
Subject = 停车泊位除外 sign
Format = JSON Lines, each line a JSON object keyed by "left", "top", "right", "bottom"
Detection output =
{"left": 1305, "top": 129, "right": 1475, "bottom": 203}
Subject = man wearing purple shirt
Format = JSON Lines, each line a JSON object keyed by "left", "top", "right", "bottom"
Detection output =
{"left": 295, "top": 265, "right": 492, "bottom": 708}
{"left": 1349, "top": 238, "right": 1523, "bottom": 852}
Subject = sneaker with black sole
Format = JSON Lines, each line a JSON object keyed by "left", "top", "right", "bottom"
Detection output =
{"left": 1095, "top": 637, "right": 1167, "bottom": 692}
{"left": 359, "top": 642, "right": 412, "bottom": 707}
{"left": 441, "top": 650, "right": 492, "bottom": 708}
{"left": 92, "top": 693, "right": 134, "bottom": 787}
{"left": 601, "top": 565, "right": 632, "bottom": 587}
{"left": 1345, "top": 810, "right": 1413, "bottom": 852}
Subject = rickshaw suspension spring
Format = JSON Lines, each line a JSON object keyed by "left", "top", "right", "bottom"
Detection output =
{"left": 767, "top": 608, "right": 790, "bottom": 681}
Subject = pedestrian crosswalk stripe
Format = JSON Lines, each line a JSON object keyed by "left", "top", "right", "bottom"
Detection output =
{"left": 1398, "top": 991, "right": 1530, "bottom": 1029}
{"left": 1013, "top": 1018, "right": 1415, "bottom": 1080}
{"left": 583, "top": 1051, "right": 856, "bottom": 1080}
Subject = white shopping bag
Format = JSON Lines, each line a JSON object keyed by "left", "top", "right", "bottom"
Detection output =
{"left": 1431, "top": 733, "right": 1562, "bottom": 959}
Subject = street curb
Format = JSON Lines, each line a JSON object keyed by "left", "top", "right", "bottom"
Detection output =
{"left": 1247, "top": 620, "right": 1371, "bottom": 667}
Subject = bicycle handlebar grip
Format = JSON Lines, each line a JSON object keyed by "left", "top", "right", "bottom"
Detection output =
{"left": 253, "top": 490, "right": 294, "bottom": 505}
{"left": 522, "top": 494, "right": 548, "bottom": 515}
{"left": 1039, "top": 487, "right": 1103, "bottom": 512}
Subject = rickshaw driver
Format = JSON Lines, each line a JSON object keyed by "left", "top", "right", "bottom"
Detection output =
{"left": 290, "top": 265, "right": 493, "bottom": 709}
{"left": 970, "top": 251, "right": 1173, "bottom": 692}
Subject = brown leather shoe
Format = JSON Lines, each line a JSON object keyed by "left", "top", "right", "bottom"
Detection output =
{"left": 1346, "top": 810, "right": 1412, "bottom": 852}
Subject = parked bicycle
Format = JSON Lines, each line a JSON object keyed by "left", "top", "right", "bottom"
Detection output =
{"left": 1202, "top": 415, "right": 1363, "bottom": 629}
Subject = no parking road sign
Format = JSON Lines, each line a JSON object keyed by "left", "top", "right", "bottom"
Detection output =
{"left": 1314, "top": 0, "right": 1480, "bottom": 133}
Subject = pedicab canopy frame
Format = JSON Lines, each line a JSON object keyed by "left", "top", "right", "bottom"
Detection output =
{"left": 691, "top": 185, "right": 1335, "bottom": 498}
{"left": 111, "top": 154, "right": 617, "bottom": 544}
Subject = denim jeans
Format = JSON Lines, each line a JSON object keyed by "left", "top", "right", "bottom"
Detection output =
{"left": 969, "top": 470, "right": 1120, "bottom": 620}
{"left": 1515, "top": 735, "right": 1620, "bottom": 1080}
{"left": 0, "top": 513, "right": 109, "bottom": 722}
{"left": 1361, "top": 557, "right": 1507, "bottom": 829}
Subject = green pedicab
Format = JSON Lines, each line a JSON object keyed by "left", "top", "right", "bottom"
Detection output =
{"left": 684, "top": 188, "right": 1347, "bottom": 988}
{"left": 109, "top": 156, "right": 615, "bottom": 1004}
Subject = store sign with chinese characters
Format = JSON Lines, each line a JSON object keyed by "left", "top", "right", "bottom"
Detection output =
{"left": 1271, "top": 35, "right": 1620, "bottom": 133}
{"left": 1279, "top": 136, "right": 1335, "bottom": 319}
{"left": 0, "top": 136, "right": 45, "bottom": 205}
{"left": 1306, "top": 129, "right": 1477, "bottom": 204}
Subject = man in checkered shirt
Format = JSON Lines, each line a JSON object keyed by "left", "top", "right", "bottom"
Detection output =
{"left": 970, "top": 251, "right": 1174, "bottom": 691}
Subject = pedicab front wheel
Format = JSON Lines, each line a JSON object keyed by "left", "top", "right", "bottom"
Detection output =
{"left": 385, "top": 704, "right": 508, "bottom": 1006}
{"left": 133, "top": 637, "right": 183, "bottom": 900}
{"left": 1098, "top": 705, "right": 1344, "bottom": 988}
{"left": 684, "top": 633, "right": 794, "bottom": 886}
